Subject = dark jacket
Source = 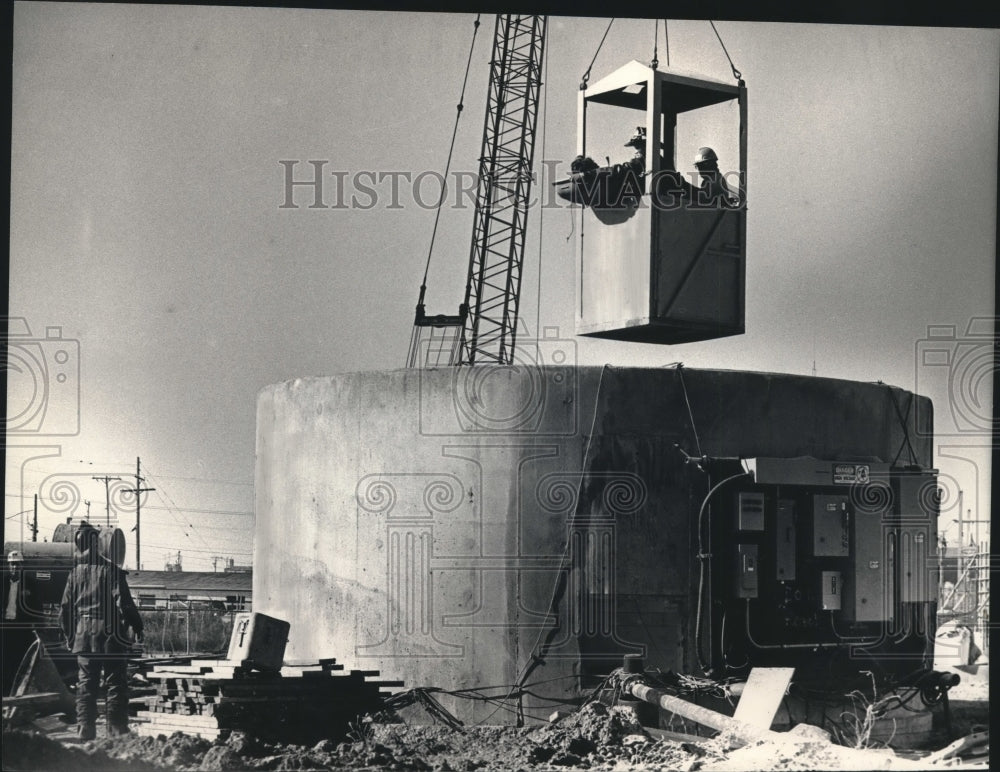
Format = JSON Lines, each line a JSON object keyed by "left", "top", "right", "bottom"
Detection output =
{"left": 59, "top": 560, "right": 143, "bottom": 654}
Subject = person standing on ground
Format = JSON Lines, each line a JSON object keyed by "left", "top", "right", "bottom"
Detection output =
{"left": 59, "top": 522, "right": 143, "bottom": 739}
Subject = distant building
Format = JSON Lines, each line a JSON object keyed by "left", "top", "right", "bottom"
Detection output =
{"left": 128, "top": 570, "right": 252, "bottom": 611}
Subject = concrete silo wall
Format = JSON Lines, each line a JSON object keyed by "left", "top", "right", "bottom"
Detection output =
{"left": 254, "top": 366, "right": 931, "bottom": 721}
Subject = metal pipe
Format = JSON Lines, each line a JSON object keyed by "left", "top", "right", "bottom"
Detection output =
{"left": 828, "top": 611, "right": 885, "bottom": 645}
{"left": 623, "top": 679, "right": 791, "bottom": 746}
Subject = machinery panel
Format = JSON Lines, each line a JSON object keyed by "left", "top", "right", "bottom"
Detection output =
{"left": 844, "top": 510, "right": 891, "bottom": 622}
{"left": 775, "top": 499, "right": 796, "bottom": 580}
{"left": 812, "top": 495, "right": 849, "bottom": 557}
{"left": 738, "top": 492, "right": 765, "bottom": 531}
{"left": 899, "top": 526, "right": 933, "bottom": 602}
{"left": 736, "top": 544, "right": 759, "bottom": 598}
{"left": 821, "top": 570, "right": 842, "bottom": 611}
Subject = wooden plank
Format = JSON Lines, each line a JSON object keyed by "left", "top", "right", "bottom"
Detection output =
{"left": 731, "top": 667, "right": 795, "bottom": 730}
{"left": 1, "top": 692, "right": 63, "bottom": 707}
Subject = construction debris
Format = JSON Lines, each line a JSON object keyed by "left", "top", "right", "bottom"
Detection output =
{"left": 132, "top": 657, "right": 399, "bottom": 745}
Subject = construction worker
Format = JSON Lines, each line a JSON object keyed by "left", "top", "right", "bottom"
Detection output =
{"left": 692, "top": 146, "right": 738, "bottom": 207}
{"left": 557, "top": 127, "right": 646, "bottom": 209}
{"left": 59, "top": 523, "right": 143, "bottom": 739}
{"left": 622, "top": 126, "right": 646, "bottom": 176}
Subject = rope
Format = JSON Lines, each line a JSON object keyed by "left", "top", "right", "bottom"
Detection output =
{"left": 709, "top": 20, "right": 741, "bottom": 81}
{"left": 419, "top": 14, "right": 482, "bottom": 291}
{"left": 580, "top": 18, "right": 614, "bottom": 90}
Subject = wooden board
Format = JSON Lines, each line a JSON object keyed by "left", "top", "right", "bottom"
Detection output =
{"left": 732, "top": 667, "right": 795, "bottom": 730}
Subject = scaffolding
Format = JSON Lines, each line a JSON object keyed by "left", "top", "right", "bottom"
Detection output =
{"left": 940, "top": 541, "right": 990, "bottom": 659}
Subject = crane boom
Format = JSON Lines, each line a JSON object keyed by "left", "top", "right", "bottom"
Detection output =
{"left": 408, "top": 14, "right": 546, "bottom": 368}
{"left": 459, "top": 14, "right": 546, "bottom": 365}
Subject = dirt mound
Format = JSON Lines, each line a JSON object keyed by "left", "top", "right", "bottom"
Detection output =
{"left": 2, "top": 729, "right": 167, "bottom": 771}
{"left": 7, "top": 701, "right": 942, "bottom": 771}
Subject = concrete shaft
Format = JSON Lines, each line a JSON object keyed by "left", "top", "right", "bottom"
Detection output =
{"left": 254, "top": 366, "right": 931, "bottom": 722}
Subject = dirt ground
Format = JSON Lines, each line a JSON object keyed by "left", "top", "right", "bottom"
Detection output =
{"left": 3, "top": 698, "right": 986, "bottom": 772}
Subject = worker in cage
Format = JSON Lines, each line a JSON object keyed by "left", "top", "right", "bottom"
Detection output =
{"left": 690, "top": 146, "right": 739, "bottom": 208}
{"left": 559, "top": 132, "right": 739, "bottom": 214}
{"left": 649, "top": 145, "right": 740, "bottom": 209}
{"left": 59, "top": 522, "right": 143, "bottom": 739}
{"left": 556, "top": 127, "right": 646, "bottom": 221}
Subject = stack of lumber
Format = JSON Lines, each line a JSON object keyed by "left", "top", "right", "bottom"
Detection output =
{"left": 133, "top": 658, "right": 402, "bottom": 744}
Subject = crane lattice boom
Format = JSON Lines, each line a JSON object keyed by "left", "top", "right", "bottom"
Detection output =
{"left": 407, "top": 14, "right": 546, "bottom": 368}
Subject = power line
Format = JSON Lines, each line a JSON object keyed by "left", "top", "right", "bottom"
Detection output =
{"left": 144, "top": 544, "right": 252, "bottom": 556}
{"left": 142, "top": 466, "right": 215, "bottom": 551}
{"left": 143, "top": 473, "right": 252, "bottom": 486}
{"left": 4, "top": 492, "right": 251, "bottom": 517}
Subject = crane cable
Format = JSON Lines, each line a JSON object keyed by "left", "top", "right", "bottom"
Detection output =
{"left": 418, "top": 14, "right": 482, "bottom": 296}
{"left": 651, "top": 20, "right": 658, "bottom": 69}
{"left": 652, "top": 19, "right": 671, "bottom": 69}
{"left": 664, "top": 19, "right": 670, "bottom": 67}
{"left": 580, "top": 17, "right": 614, "bottom": 90}
{"left": 534, "top": 26, "right": 549, "bottom": 342}
{"left": 709, "top": 20, "right": 742, "bottom": 81}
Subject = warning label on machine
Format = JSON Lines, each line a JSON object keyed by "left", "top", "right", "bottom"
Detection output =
{"left": 833, "top": 463, "right": 870, "bottom": 485}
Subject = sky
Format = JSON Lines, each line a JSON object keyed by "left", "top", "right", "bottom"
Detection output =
{"left": 6, "top": 5, "right": 998, "bottom": 570}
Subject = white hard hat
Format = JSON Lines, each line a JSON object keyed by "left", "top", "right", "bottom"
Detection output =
{"left": 7, "top": 550, "right": 24, "bottom": 563}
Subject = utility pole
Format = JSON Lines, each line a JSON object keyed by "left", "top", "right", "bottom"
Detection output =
{"left": 92, "top": 475, "right": 122, "bottom": 527}
{"left": 123, "top": 457, "right": 155, "bottom": 571}
{"left": 32, "top": 494, "right": 38, "bottom": 542}
{"left": 84, "top": 500, "right": 91, "bottom": 519}
{"left": 957, "top": 490, "right": 964, "bottom": 576}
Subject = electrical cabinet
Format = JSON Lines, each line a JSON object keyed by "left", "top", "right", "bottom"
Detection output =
{"left": 736, "top": 544, "right": 759, "bottom": 598}
{"left": 738, "top": 492, "right": 765, "bottom": 531}
{"left": 843, "top": 510, "right": 892, "bottom": 622}
{"left": 716, "top": 458, "right": 937, "bottom": 679}
{"left": 774, "top": 499, "right": 796, "bottom": 580}
{"left": 898, "top": 527, "right": 933, "bottom": 603}
{"left": 894, "top": 471, "right": 937, "bottom": 602}
{"left": 812, "top": 495, "right": 849, "bottom": 557}
{"left": 821, "top": 571, "right": 842, "bottom": 611}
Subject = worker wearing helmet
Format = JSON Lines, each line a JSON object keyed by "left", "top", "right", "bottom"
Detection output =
{"left": 692, "top": 146, "right": 738, "bottom": 207}
{"left": 4, "top": 549, "right": 40, "bottom": 622}
{"left": 59, "top": 522, "right": 143, "bottom": 740}
{"left": 623, "top": 126, "right": 646, "bottom": 176}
